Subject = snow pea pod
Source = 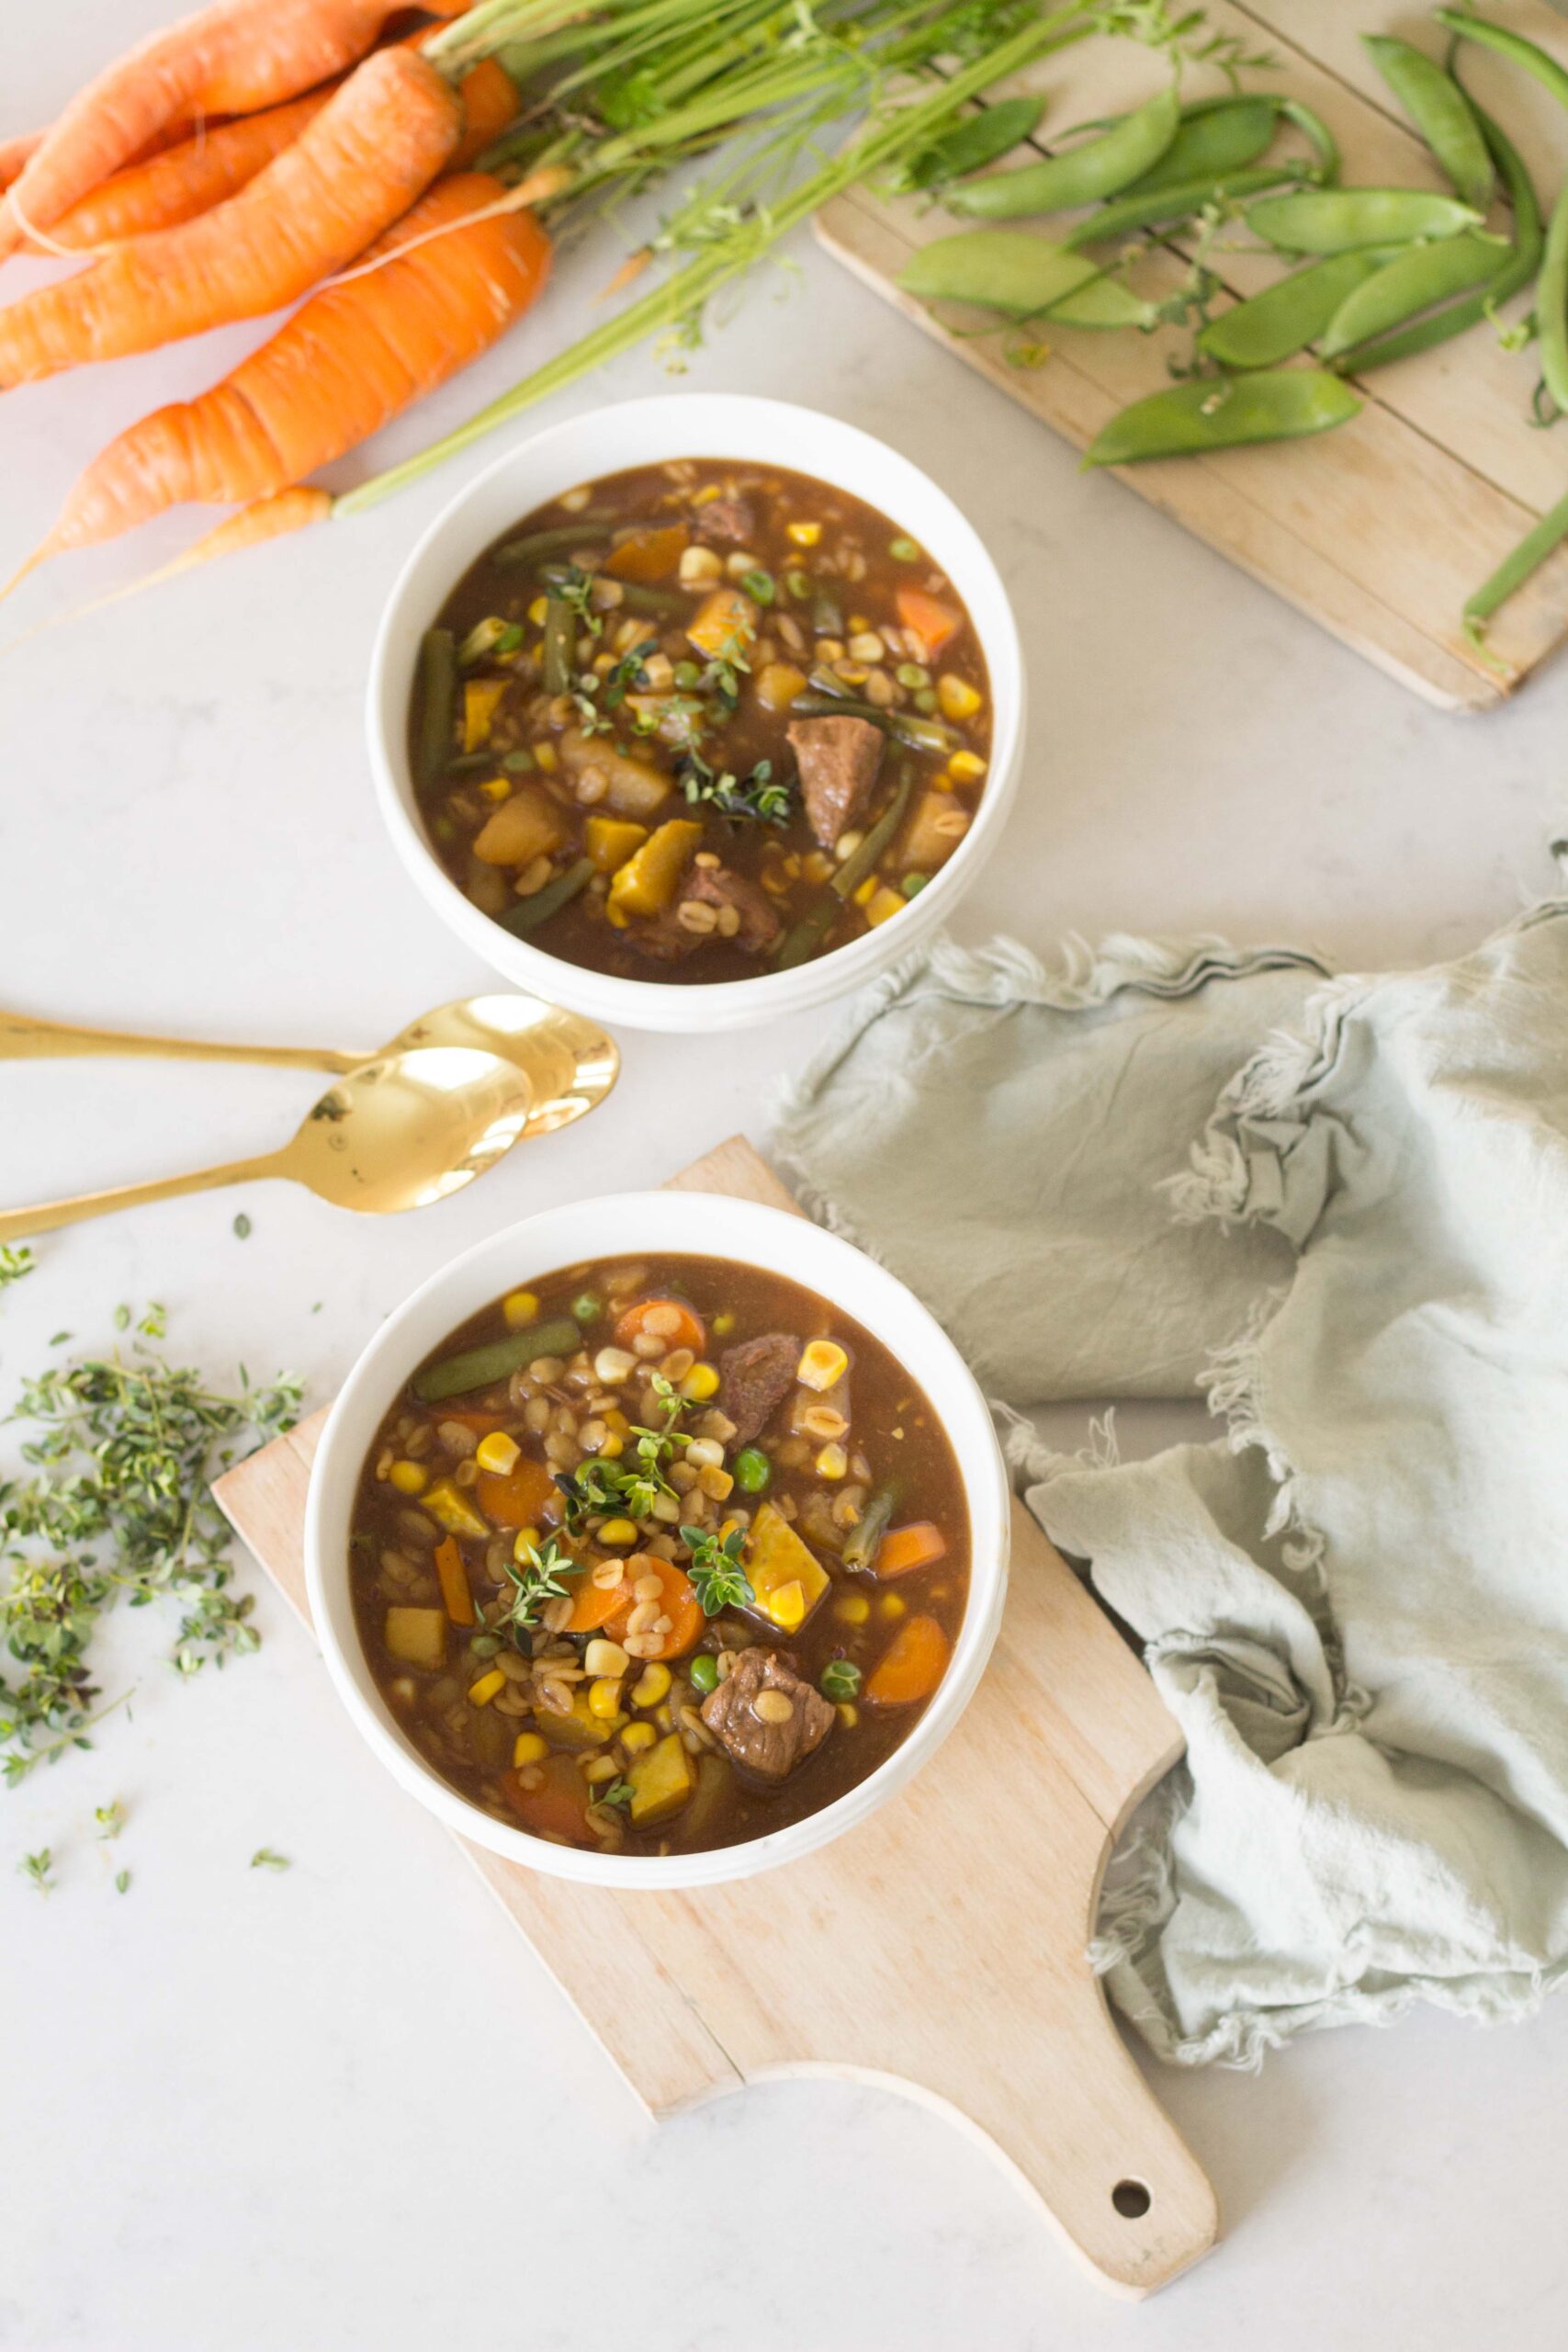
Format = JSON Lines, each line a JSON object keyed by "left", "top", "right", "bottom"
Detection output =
{"left": 947, "top": 82, "right": 1179, "bottom": 219}
{"left": 1064, "top": 163, "right": 1303, "bottom": 248}
{"left": 898, "top": 230, "right": 1102, "bottom": 316}
{"left": 1043, "top": 274, "right": 1158, "bottom": 329}
{"left": 894, "top": 96, "right": 1046, "bottom": 194}
{"left": 1362, "top": 34, "right": 1494, "bottom": 210}
{"left": 1317, "top": 232, "right": 1511, "bottom": 359}
{"left": 1119, "top": 94, "right": 1279, "bottom": 196}
{"left": 1197, "top": 250, "right": 1397, "bottom": 369}
{"left": 1247, "top": 187, "right": 1483, "bottom": 253}
{"left": 1463, "top": 485, "right": 1568, "bottom": 653}
{"left": 1084, "top": 369, "right": 1361, "bottom": 466}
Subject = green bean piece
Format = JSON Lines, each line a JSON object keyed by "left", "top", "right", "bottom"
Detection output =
{"left": 812, "top": 591, "right": 844, "bottom": 635}
{"left": 497, "top": 854, "right": 596, "bottom": 938}
{"left": 1198, "top": 250, "right": 1395, "bottom": 369}
{"left": 1328, "top": 107, "right": 1540, "bottom": 374}
{"left": 1247, "top": 187, "right": 1483, "bottom": 254}
{"left": 493, "top": 519, "right": 615, "bottom": 568}
{"left": 773, "top": 775, "right": 915, "bottom": 968}
{"left": 899, "top": 230, "right": 1103, "bottom": 318}
{"left": 1120, "top": 96, "right": 1280, "bottom": 198}
{"left": 947, "top": 83, "right": 1179, "bottom": 220}
{"left": 1064, "top": 163, "right": 1304, "bottom": 249}
{"left": 443, "top": 751, "right": 496, "bottom": 775}
{"left": 413, "top": 1315, "right": 584, "bottom": 1404}
{"left": 894, "top": 96, "right": 1046, "bottom": 193}
{"left": 794, "top": 681, "right": 955, "bottom": 753}
{"left": 1085, "top": 369, "right": 1361, "bottom": 467}
{"left": 615, "top": 581, "right": 686, "bottom": 616}
{"left": 1362, "top": 34, "right": 1494, "bottom": 211}
{"left": 1318, "top": 232, "right": 1511, "bottom": 360}
{"left": 541, "top": 594, "right": 575, "bottom": 695}
{"left": 842, "top": 1484, "right": 898, "bottom": 1568}
{"left": 416, "top": 628, "right": 457, "bottom": 787}
{"left": 1462, "top": 485, "right": 1568, "bottom": 651}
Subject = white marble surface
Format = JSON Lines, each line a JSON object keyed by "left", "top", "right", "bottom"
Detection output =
{"left": 5, "top": 7, "right": 1568, "bottom": 2346}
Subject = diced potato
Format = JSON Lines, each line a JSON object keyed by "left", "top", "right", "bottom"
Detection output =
{"left": 423, "top": 1478, "right": 490, "bottom": 1539}
{"left": 607, "top": 819, "right": 704, "bottom": 921}
{"left": 462, "top": 677, "right": 509, "bottom": 752}
{"left": 583, "top": 816, "right": 649, "bottom": 876}
{"left": 604, "top": 525, "right": 690, "bottom": 582}
{"left": 473, "top": 783, "right": 565, "bottom": 868}
{"left": 385, "top": 1607, "right": 447, "bottom": 1669}
{"left": 746, "top": 1502, "right": 829, "bottom": 1633}
{"left": 628, "top": 1731, "right": 694, "bottom": 1826}
{"left": 541, "top": 1690, "right": 625, "bottom": 1750}
{"left": 686, "top": 587, "right": 758, "bottom": 662}
{"left": 560, "top": 728, "right": 671, "bottom": 820}
{"left": 900, "top": 787, "right": 971, "bottom": 876}
{"left": 756, "top": 662, "right": 808, "bottom": 713}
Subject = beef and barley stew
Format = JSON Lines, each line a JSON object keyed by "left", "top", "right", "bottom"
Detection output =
{"left": 408, "top": 460, "right": 993, "bottom": 982}
{"left": 350, "top": 1256, "right": 971, "bottom": 1856}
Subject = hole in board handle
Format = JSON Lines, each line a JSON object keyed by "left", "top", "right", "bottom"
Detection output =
{"left": 1111, "top": 2178, "right": 1152, "bottom": 2219}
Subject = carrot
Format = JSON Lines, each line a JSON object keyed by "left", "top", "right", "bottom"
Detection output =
{"left": 604, "top": 524, "right": 689, "bottom": 582}
{"left": 501, "top": 1753, "right": 592, "bottom": 1844}
{"left": 605, "top": 1555, "right": 704, "bottom": 1660}
{"left": 0, "top": 48, "right": 461, "bottom": 388}
{"left": 0, "top": 132, "right": 41, "bottom": 194}
{"left": 7, "top": 175, "right": 549, "bottom": 592}
{"left": 33, "top": 90, "right": 333, "bottom": 252}
{"left": 0, "top": 0, "right": 454, "bottom": 260}
{"left": 448, "top": 59, "right": 520, "bottom": 169}
{"left": 562, "top": 1566, "right": 632, "bottom": 1636}
{"left": 874, "top": 1522, "right": 948, "bottom": 1579}
{"left": 433, "top": 1535, "right": 475, "bottom": 1628}
{"left": 865, "top": 1613, "right": 950, "bottom": 1705}
{"left": 614, "top": 1296, "right": 707, "bottom": 1356}
{"left": 476, "top": 1455, "right": 558, "bottom": 1531}
{"left": 895, "top": 587, "right": 961, "bottom": 659}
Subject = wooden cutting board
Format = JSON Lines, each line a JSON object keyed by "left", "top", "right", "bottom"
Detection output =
{"left": 816, "top": 0, "right": 1568, "bottom": 709}
{"left": 212, "top": 1135, "right": 1217, "bottom": 2299}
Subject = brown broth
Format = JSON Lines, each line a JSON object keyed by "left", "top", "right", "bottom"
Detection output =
{"left": 409, "top": 459, "right": 993, "bottom": 983}
{"left": 348, "top": 1254, "right": 970, "bottom": 1856}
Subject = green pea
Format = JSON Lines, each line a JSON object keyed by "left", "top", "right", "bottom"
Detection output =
{"left": 469, "top": 1635, "right": 501, "bottom": 1660}
{"left": 688, "top": 1654, "right": 720, "bottom": 1694}
{"left": 900, "top": 229, "right": 1102, "bottom": 319}
{"left": 820, "top": 1659, "right": 863, "bottom": 1703}
{"left": 1085, "top": 369, "right": 1361, "bottom": 468}
{"left": 888, "top": 538, "right": 921, "bottom": 562}
{"left": 902, "top": 873, "right": 931, "bottom": 898}
{"left": 733, "top": 1447, "right": 773, "bottom": 1494}
{"left": 1362, "top": 34, "right": 1494, "bottom": 212}
{"left": 914, "top": 689, "right": 938, "bottom": 713}
{"left": 673, "top": 661, "right": 703, "bottom": 688}
{"left": 742, "top": 569, "right": 775, "bottom": 605}
{"left": 1318, "top": 233, "right": 1511, "bottom": 361}
{"left": 1247, "top": 187, "right": 1483, "bottom": 254}
{"left": 502, "top": 748, "right": 535, "bottom": 772}
{"left": 1120, "top": 95, "right": 1280, "bottom": 197}
{"left": 947, "top": 82, "right": 1180, "bottom": 220}
{"left": 1198, "top": 250, "right": 1398, "bottom": 370}
{"left": 896, "top": 663, "right": 929, "bottom": 688}
{"left": 571, "top": 1291, "right": 602, "bottom": 1324}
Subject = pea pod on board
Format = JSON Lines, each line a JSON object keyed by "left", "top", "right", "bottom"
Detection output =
{"left": 1064, "top": 162, "right": 1305, "bottom": 249}
{"left": 1118, "top": 95, "right": 1280, "bottom": 197}
{"left": 1043, "top": 273, "right": 1158, "bottom": 330}
{"left": 898, "top": 230, "right": 1102, "bottom": 316}
{"left": 1084, "top": 368, "right": 1361, "bottom": 466}
{"left": 946, "top": 81, "right": 1179, "bottom": 220}
{"left": 1463, "top": 485, "right": 1568, "bottom": 655}
{"left": 1247, "top": 187, "right": 1484, "bottom": 254}
{"left": 1197, "top": 249, "right": 1398, "bottom": 369}
{"left": 892, "top": 96, "right": 1047, "bottom": 194}
{"left": 1317, "top": 232, "right": 1512, "bottom": 361}
{"left": 1361, "top": 33, "right": 1495, "bottom": 211}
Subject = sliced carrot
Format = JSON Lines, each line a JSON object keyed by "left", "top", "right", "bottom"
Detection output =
{"left": 476, "top": 1455, "right": 558, "bottom": 1531}
{"left": 561, "top": 1565, "right": 632, "bottom": 1635}
{"left": 434, "top": 1408, "right": 503, "bottom": 1436}
{"left": 604, "top": 525, "right": 690, "bottom": 582}
{"left": 614, "top": 1295, "right": 707, "bottom": 1356}
{"left": 874, "top": 1521, "right": 948, "bottom": 1579}
{"left": 501, "top": 1753, "right": 592, "bottom": 1844}
{"left": 605, "top": 1555, "right": 704, "bottom": 1660}
{"left": 865, "top": 1614, "right": 950, "bottom": 1706}
{"left": 433, "top": 1535, "right": 475, "bottom": 1628}
{"left": 896, "top": 586, "right": 961, "bottom": 659}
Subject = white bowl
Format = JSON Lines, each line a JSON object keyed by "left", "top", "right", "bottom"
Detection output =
{"left": 367, "top": 393, "right": 1025, "bottom": 1035}
{"left": 305, "top": 1192, "right": 1010, "bottom": 1890}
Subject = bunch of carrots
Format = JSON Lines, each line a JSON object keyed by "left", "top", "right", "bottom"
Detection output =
{"left": 0, "top": 0, "right": 1192, "bottom": 618}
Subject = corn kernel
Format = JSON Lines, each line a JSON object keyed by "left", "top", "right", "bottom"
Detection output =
{"left": 468, "top": 1668, "right": 506, "bottom": 1706}
{"left": 948, "top": 750, "right": 987, "bottom": 783}
{"left": 866, "top": 886, "right": 906, "bottom": 929}
{"left": 853, "top": 876, "right": 878, "bottom": 909}
{"left": 770, "top": 1578, "right": 807, "bottom": 1632}
{"left": 502, "top": 1289, "right": 539, "bottom": 1329}
{"left": 938, "top": 673, "right": 984, "bottom": 721}
{"left": 712, "top": 1311, "right": 736, "bottom": 1337}
{"left": 388, "top": 1460, "right": 427, "bottom": 1496}
{"left": 797, "top": 1340, "right": 849, "bottom": 1392}
{"left": 631, "top": 1663, "right": 671, "bottom": 1708}
{"left": 583, "top": 1755, "right": 619, "bottom": 1783}
{"left": 879, "top": 1592, "right": 907, "bottom": 1620}
{"left": 834, "top": 1591, "right": 871, "bottom": 1625}
{"left": 475, "top": 1430, "right": 521, "bottom": 1476}
{"left": 589, "top": 1676, "right": 626, "bottom": 1719}
{"left": 803, "top": 851, "right": 833, "bottom": 883}
{"left": 787, "top": 520, "right": 822, "bottom": 546}
{"left": 512, "top": 1731, "right": 547, "bottom": 1768}
{"left": 534, "top": 741, "right": 558, "bottom": 774}
{"left": 656, "top": 1703, "right": 673, "bottom": 1731}
{"left": 837, "top": 1702, "right": 860, "bottom": 1729}
{"left": 816, "top": 1442, "right": 849, "bottom": 1480}
{"left": 599, "top": 1516, "right": 638, "bottom": 1546}
{"left": 681, "top": 1361, "right": 721, "bottom": 1402}
{"left": 527, "top": 596, "right": 547, "bottom": 626}
{"left": 620, "top": 1720, "right": 657, "bottom": 1753}
{"left": 512, "top": 1525, "right": 541, "bottom": 1561}
{"left": 585, "top": 1638, "right": 630, "bottom": 1678}
{"left": 479, "top": 774, "right": 512, "bottom": 801}
{"left": 598, "top": 1433, "right": 625, "bottom": 1460}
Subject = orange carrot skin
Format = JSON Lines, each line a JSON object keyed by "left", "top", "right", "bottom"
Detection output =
{"left": 0, "top": 0, "right": 432, "bottom": 259}
{"left": 39, "top": 177, "right": 550, "bottom": 560}
{"left": 0, "top": 131, "right": 41, "bottom": 194}
{"left": 865, "top": 1614, "right": 951, "bottom": 1705}
{"left": 0, "top": 47, "right": 461, "bottom": 388}
{"left": 39, "top": 90, "right": 332, "bottom": 251}
{"left": 449, "top": 60, "right": 520, "bottom": 170}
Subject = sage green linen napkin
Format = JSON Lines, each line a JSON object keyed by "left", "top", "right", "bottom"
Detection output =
{"left": 773, "top": 902, "right": 1568, "bottom": 2064}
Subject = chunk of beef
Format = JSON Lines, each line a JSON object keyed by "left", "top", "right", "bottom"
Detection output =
{"left": 623, "top": 910, "right": 704, "bottom": 963}
{"left": 719, "top": 1331, "right": 800, "bottom": 1445}
{"left": 681, "top": 862, "right": 781, "bottom": 954}
{"left": 701, "top": 1646, "right": 834, "bottom": 1781}
{"left": 786, "top": 716, "right": 885, "bottom": 850}
{"left": 694, "top": 494, "right": 756, "bottom": 547}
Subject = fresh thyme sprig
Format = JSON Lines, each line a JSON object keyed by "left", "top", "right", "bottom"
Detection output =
{"left": 682, "top": 1523, "right": 754, "bottom": 1615}
{"left": 681, "top": 750, "right": 791, "bottom": 824}
{"left": 0, "top": 1246, "right": 35, "bottom": 1303}
{"left": 493, "top": 1533, "right": 578, "bottom": 1637}
{"left": 556, "top": 1374, "right": 690, "bottom": 1531}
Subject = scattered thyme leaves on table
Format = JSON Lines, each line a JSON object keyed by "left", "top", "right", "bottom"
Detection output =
{"left": 0, "top": 1312, "right": 301, "bottom": 1788}
{"left": 250, "top": 1847, "right": 289, "bottom": 1871}
{"left": 0, "top": 1246, "right": 35, "bottom": 1303}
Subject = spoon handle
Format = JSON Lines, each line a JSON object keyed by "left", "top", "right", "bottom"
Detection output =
{"left": 0, "top": 1008, "right": 362, "bottom": 1074}
{"left": 0, "top": 1153, "right": 282, "bottom": 1241}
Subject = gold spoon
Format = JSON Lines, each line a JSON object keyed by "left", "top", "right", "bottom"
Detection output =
{"left": 0, "top": 1045, "right": 589, "bottom": 1242}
